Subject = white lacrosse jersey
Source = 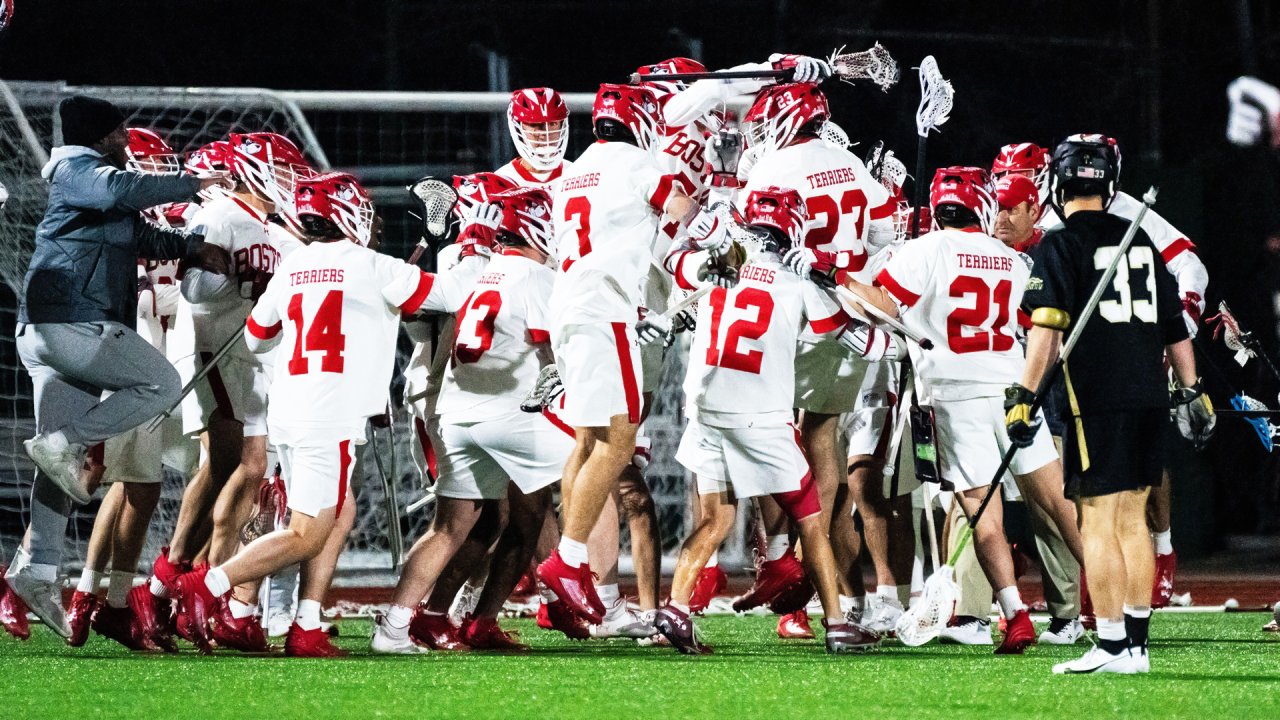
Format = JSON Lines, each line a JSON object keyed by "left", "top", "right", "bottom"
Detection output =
{"left": 876, "top": 227, "right": 1032, "bottom": 401}
{"left": 435, "top": 251, "right": 555, "bottom": 423}
{"left": 1039, "top": 191, "right": 1208, "bottom": 299}
{"left": 549, "top": 141, "right": 676, "bottom": 326}
{"left": 186, "top": 195, "right": 292, "bottom": 360}
{"left": 744, "top": 137, "right": 896, "bottom": 277}
{"left": 494, "top": 159, "right": 573, "bottom": 199}
{"left": 246, "top": 240, "right": 468, "bottom": 446}
{"left": 651, "top": 125, "right": 712, "bottom": 296}
{"left": 136, "top": 259, "right": 182, "bottom": 353}
{"left": 684, "top": 255, "right": 851, "bottom": 426}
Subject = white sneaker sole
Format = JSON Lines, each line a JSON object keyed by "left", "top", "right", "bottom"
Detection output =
{"left": 370, "top": 634, "right": 429, "bottom": 654}
{"left": 24, "top": 438, "right": 91, "bottom": 504}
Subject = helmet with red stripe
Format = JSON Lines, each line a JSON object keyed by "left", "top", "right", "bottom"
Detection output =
{"left": 507, "top": 88, "right": 569, "bottom": 173}
{"left": 592, "top": 83, "right": 662, "bottom": 151}
{"left": 125, "top": 128, "right": 180, "bottom": 175}
{"left": 295, "top": 171, "right": 374, "bottom": 246}
{"left": 991, "top": 142, "right": 1050, "bottom": 205}
{"left": 929, "top": 166, "right": 996, "bottom": 234}
{"left": 744, "top": 83, "right": 829, "bottom": 157}
{"left": 228, "top": 132, "right": 315, "bottom": 220}
{"left": 452, "top": 172, "right": 520, "bottom": 215}
{"left": 490, "top": 186, "right": 555, "bottom": 258}
{"left": 744, "top": 186, "right": 807, "bottom": 251}
{"left": 634, "top": 57, "right": 706, "bottom": 98}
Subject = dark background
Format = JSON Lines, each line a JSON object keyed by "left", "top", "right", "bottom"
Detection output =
{"left": 3, "top": 0, "right": 1280, "bottom": 555}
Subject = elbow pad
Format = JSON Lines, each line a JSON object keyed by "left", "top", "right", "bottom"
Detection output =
{"left": 1031, "top": 307, "right": 1070, "bottom": 330}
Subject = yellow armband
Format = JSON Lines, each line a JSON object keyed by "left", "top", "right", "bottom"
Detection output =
{"left": 1031, "top": 307, "right": 1071, "bottom": 330}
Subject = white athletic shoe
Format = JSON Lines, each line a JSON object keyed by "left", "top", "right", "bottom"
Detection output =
{"left": 370, "top": 620, "right": 429, "bottom": 654}
{"left": 939, "top": 617, "right": 993, "bottom": 645}
{"left": 449, "top": 581, "right": 483, "bottom": 626}
{"left": 24, "top": 434, "right": 90, "bottom": 504}
{"left": 1131, "top": 645, "right": 1150, "bottom": 673}
{"left": 861, "top": 594, "right": 904, "bottom": 634}
{"left": 5, "top": 563, "right": 70, "bottom": 637}
{"left": 266, "top": 611, "right": 294, "bottom": 638}
{"left": 1039, "top": 617, "right": 1085, "bottom": 645}
{"left": 590, "top": 601, "right": 656, "bottom": 639}
{"left": 1053, "top": 645, "right": 1144, "bottom": 675}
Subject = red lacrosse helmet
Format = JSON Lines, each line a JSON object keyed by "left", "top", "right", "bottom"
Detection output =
{"left": 295, "top": 171, "right": 375, "bottom": 246}
{"left": 635, "top": 57, "right": 706, "bottom": 99}
{"left": 489, "top": 186, "right": 555, "bottom": 258}
{"left": 991, "top": 142, "right": 1050, "bottom": 205}
{"left": 507, "top": 88, "right": 569, "bottom": 173}
{"left": 185, "top": 140, "right": 232, "bottom": 175}
{"left": 996, "top": 174, "right": 1040, "bottom": 211}
{"left": 452, "top": 172, "right": 520, "bottom": 215}
{"left": 228, "top": 132, "right": 315, "bottom": 216}
{"left": 744, "top": 83, "right": 829, "bottom": 157}
{"left": 592, "top": 83, "right": 662, "bottom": 151}
{"left": 744, "top": 186, "right": 807, "bottom": 250}
{"left": 929, "top": 166, "right": 997, "bottom": 234}
{"left": 125, "top": 128, "right": 180, "bottom": 175}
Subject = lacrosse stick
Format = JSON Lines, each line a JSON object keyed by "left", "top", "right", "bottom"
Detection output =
{"left": 406, "top": 485, "right": 437, "bottom": 514}
{"left": 1207, "top": 301, "right": 1280, "bottom": 382}
{"left": 369, "top": 420, "right": 404, "bottom": 568}
{"left": 148, "top": 322, "right": 246, "bottom": 432}
{"left": 910, "top": 56, "right": 954, "bottom": 240}
{"left": 897, "top": 187, "right": 1159, "bottom": 646}
{"left": 407, "top": 176, "right": 458, "bottom": 266}
{"left": 1226, "top": 394, "right": 1280, "bottom": 451}
{"left": 832, "top": 284, "right": 934, "bottom": 349}
{"left": 626, "top": 43, "right": 899, "bottom": 93}
{"left": 820, "top": 121, "right": 852, "bottom": 150}
{"left": 1188, "top": 329, "right": 1277, "bottom": 452}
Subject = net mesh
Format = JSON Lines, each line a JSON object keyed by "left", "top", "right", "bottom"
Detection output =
{"left": 915, "top": 56, "right": 955, "bottom": 137}
{"left": 895, "top": 565, "right": 957, "bottom": 646}
{"left": 829, "top": 43, "right": 900, "bottom": 93}
{"left": 408, "top": 178, "right": 457, "bottom": 239}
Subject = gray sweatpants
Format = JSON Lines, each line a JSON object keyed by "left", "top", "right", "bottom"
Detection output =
{"left": 15, "top": 321, "right": 180, "bottom": 565}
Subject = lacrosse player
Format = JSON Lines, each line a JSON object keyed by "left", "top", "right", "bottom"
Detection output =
{"left": 1013, "top": 139, "right": 1213, "bottom": 674}
{"left": 843, "top": 166, "right": 1050, "bottom": 655}
{"left": 497, "top": 87, "right": 573, "bottom": 189}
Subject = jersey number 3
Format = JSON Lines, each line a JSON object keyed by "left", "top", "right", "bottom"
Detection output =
{"left": 287, "top": 290, "right": 346, "bottom": 375}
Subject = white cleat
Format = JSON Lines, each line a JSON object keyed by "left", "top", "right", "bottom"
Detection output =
{"left": 861, "top": 594, "right": 904, "bottom": 635}
{"left": 590, "top": 601, "right": 657, "bottom": 639}
{"left": 5, "top": 564, "right": 70, "bottom": 637}
{"left": 266, "top": 611, "right": 294, "bottom": 638}
{"left": 1039, "top": 617, "right": 1085, "bottom": 645}
{"left": 24, "top": 435, "right": 90, "bottom": 504}
{"left": 370, "top": 621, "right": 429, "bottom": 654}
{"left": 939, "top": 617, "right": 993, "bottom": 645}
{"left": 1053, "top": 645, "right": 1144, "bottom": 675}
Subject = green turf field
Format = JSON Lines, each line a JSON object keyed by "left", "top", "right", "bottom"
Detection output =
{"left": 1, "top": 613, "right": 1277, "bottom": 719}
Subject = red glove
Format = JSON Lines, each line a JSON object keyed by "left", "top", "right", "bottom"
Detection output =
{"left": 1182, "top": 291, "right": 1203, "bottom": 326}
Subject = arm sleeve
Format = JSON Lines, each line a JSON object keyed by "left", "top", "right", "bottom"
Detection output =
{"left": 134, "top": 219, "right": 200, "bottom": 261}
{"left": 662, "top": 241, "right": 707, "bottom": 292}
{"left": 1140, "top": 209, "right": 1208, "bottom": 298}
{"left": 378, "top": 252, "right": 478, "bottom": 315}
{"left": 800, "top": 282, "right": 852, "bottom": 338}
{"left": 63, "top": 164, "right": 201, "bottom": 213}
{"left": 874, "top": 240, "right": 934, "bottom": 314}
{"left": 660, "top": 62, "right": 775, "bottom": 128}
{"left": 244, "top": 277, "right": 283, "bottom": 354}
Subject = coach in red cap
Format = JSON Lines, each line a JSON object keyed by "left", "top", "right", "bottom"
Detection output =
{"left": 993, "top": 174, "right": 1042, "bottom": 253}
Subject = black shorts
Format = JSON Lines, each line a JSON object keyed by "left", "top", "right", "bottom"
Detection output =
{"left": 1063, "top": 409, "right": 1169, "bottom": 498}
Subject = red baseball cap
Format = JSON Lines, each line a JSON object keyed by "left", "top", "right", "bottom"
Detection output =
{"left": 996, "top": 174, "right": 1039, "bottom": 210}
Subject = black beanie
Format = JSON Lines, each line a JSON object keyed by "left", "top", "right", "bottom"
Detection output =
{"left": 59, "top": 95, "right": 126, "bottom": 147}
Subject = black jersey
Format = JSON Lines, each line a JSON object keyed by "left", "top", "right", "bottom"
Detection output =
{"left": 1022, "top": 210, "right": 1187, "bottom": 414}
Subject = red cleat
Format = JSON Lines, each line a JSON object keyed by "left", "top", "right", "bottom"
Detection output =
{"left": 1152, "top": 552, "right": 1177, "bottom": 609}
{"left": 732, "top": 550, "right": 805, "bottom": 612}
{"left": 768, "top": 574, "right": 815, "bottom": 616}
{"left": 0, "top": 571, "right": 31, "bottom": 641}
{"left": 128, "top": 585, "right": 177, "bottom": 653}
{"left": 211, "top": 603, "right": 270, "bottom": 653}
{"left": 172, "top": 566, "right": 217, "bottom": 654}
{"left": 92, "top": 603, "right": 156, "bottom": 652}
{"left": 151, "top": 547, "right": 189, "bottom": 596}
{"left": 409, "top": 607, "right": 469, "bottom": 650}
{"left": 536, "top": 551, "right": 604, "bottom": 624}
{"left": 994, "top": 609, "right": 1037, "bottom": 655}
{"left": 510, "top": 570, "right": 538, "bottom": 599}
{"left": 538, "top": 599, "right": 590, "bottom": 640}
{"left": 777, "top": 609, "right": 815, "bottom": 639}
{"left": 688, "top": 565, "right": 727, "bottom": 615}
{"left": 285, "top": 623, "right": 347, "bottom": 657}
{"left": 66, "top": 590, "right": 100, "bottom": 648}
{"left": 462, "top": 615, "right": 529, "bottom": 651}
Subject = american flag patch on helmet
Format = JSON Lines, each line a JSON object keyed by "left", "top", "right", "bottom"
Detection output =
{"left": 1076, "top": 167, "right": 1103, "bottom": 179}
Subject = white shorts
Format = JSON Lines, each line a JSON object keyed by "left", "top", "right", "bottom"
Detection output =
{"left": 278, "top": 439, "right": 358, "bottom": 518}
{"left": 794, "top": 338, "right": 871, "bottom": 414}
{"left": 677, "top": 419, "right": 808, "bottom": 499}
{"left": 179, "top": 353, "right": 268, "bottom": 437}
{"left": 553, "top": 322, "right": 643, "bottom": 428}
{"left": 933, "top": 396, "right": 1058, "bottom": 493}
{"left": 101, "top": 418, "right": 165, "bottom": 484}
{"left": 843, "top": 360, "right": 899, "bottom": 459}
{"left": 435, "top": 410, "right": 575, "bottom": 500}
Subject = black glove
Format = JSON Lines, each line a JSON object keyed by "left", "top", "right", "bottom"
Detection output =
{"left": 1173, "top": 381, "right": 1216, "bottom": 450}
{"left": 1003, "top": 384, "right": 1040, "bottom": 449}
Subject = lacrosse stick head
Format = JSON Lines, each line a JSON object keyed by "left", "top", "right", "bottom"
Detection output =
{"left": 1211, "top": 300, "right": 1257, "bottom": 362}
{"left": 1231, "top": 394, "right": 1275, "bottom": 452}
{"left": 820, "top": 120, "right": 851, "bottom": 150}
{"left": 743, "top": 186, "right": 807, "bottom": 252}
{"left": 895, "top": 565, "right": 957, "bottom": 646}
{"left": 407, "top": 176, "right": 458, "bottom": 244}
{"left": 507, "top": 87, "right": 570, "bottom": 172}
{"left": 915, "top": 56, "right": 954, "bottom": 137}
{"left": 931, "top": 166, "right": 997, "bottom": 235}
{"left": 829, "top": 42, "right": 900, "bottom": 92}
{"left": 868, "top": 143, "right": 909, "bottom": 197}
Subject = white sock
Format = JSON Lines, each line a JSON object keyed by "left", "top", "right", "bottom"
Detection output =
{"left": 911, "top": 555, "right": 924, "bottom": 592}
{"left": 596, "top": 583, "right": 620, "bottom": 609}
{"left": 1097, "top": 617, "right": 1127, "bottom": 642}
{"left": 204, "top": 567, "right": 231, "bottom": 598}
{"left": 149, "top": 575, "right": 170, "bottom": 599}
{"left": 896, "top": 584, "right": 912, "bottom": 607}
{"left": 876, "top": 584, "right": 896, "bottom": 601}
{"left": 669, "top": 601, "right": 689, "bottom": 614}
{"left": 1152, "top": 530, "right": 1173, "bottom": 556}
{"left": 106, "top": 571, "right": 133, "bottom": 609}
{"left": 30, "top": 563, "right": 58, "bottom": 583}
{"left": 706, "top": 551, "right": 719, "bottom": 568}
{"left": 77, "top": 570, "right": 104, "bottom": 594}
{"left": 557, "top": 538, "right": 589, "bottom": 568}
{"left": 228, "top": 599, "right": 258, "bottom": 619}
{"left": 996, "top": 586, "right": 1026, "bottom": 618}
{"left": 295, "top": 599, "right": 322, "bottom": 631}
{"left": 765, "top": 535, "right": 790, "bottom": 562}
{"left": 383, "top": 605, "right": 413, "bottom": 639}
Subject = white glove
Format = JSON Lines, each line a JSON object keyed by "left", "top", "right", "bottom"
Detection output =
{"left": 696, "top": 255, "right": 738, "bottom": 289}
{"left": 636, "top": 311, "right": 672, "bottom": 345}
{"left": 1227, "top": 76, "right": 1280, "bottom": 147}
{"left": 689, "top": 208, "right": 731, "bottom": 256}
{"left": 768, "top": 53, "right": 834, "bottom": 84}
{"left": 782, "top": 247, "right": 817, "bottom": 276}
{"left": 849, "top": 323, "right": 904, "bottom": 362}
{"left": 462, "top": 201, "right": 502, "bottom": 231}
